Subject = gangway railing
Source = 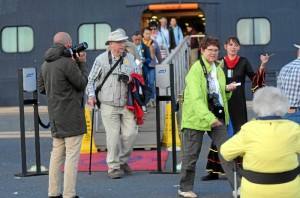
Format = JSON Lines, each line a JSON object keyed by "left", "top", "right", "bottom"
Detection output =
{"left": 152, "top": 36, "right": 192, "bottom": 173}
{"left": 156, "top": 36, "right": 192, "bottom": 131}
{"left": 160, "top": 36, "right": 191, "bottom": 101}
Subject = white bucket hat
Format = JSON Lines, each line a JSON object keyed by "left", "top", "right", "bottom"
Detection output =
{"left": 294, "top": 44, "right": 300, "bottom": 49}
{"left": 105, "top": 29, "right": 128, "bottom": 45}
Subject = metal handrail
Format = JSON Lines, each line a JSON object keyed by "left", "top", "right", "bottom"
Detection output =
{"left": 155, "top": 36, "right": 192, "bottom": 136}
{"left": 160, "top": 36, "right": 191, "bottom": 100}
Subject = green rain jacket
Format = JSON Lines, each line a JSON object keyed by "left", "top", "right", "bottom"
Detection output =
{"left": 181, "top": 56, "right": 231, "bottom": 132}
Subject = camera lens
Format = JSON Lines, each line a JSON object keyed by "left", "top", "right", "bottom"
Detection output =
{"left": 73, "top": 42, "right": 88, "bottom": 53}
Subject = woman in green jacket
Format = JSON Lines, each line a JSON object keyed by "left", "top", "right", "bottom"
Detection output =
{"left": 178, "top": 36, "right": 240, "bottom": 198}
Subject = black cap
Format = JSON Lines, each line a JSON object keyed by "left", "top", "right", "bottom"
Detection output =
{"left": 132, "top": 31, "right": 141, "bottom": 36}
{"left": 149, "top": 20, "right": 159, "bottom": 27}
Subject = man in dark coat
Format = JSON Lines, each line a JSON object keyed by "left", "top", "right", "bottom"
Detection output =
{"left": 38, "top": 32, "right": 88, "bottom": 198}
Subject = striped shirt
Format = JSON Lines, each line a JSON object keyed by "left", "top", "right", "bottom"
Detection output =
{"left": 277, "top": 57, "right": 300, "bottom": 107}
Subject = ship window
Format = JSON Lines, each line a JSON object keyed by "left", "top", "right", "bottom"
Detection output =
{"left": 78, "top": 23, "right": 111, "bottom": 50}
{"left": 1, "top": 26, "right": 34, "bottom": 53}
{"left": 237, "top": 18, "right": 270, "bottom": 45}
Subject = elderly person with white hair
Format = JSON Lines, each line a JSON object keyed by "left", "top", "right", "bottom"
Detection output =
{"left": 87, "top": 29, "right": 138, "bottom": 179}
{"left": 221, "top": 86, "right": 300, "bottom": 198}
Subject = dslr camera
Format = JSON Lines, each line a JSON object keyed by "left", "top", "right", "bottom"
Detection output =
{"left": 118, "top": 73, "right": 129, "bottom": 84}
{"left": 208, "top": 92, "right": 225, "bottom": 119}
{"left": 64, "top": 42, "right": 88, "bottom": 58}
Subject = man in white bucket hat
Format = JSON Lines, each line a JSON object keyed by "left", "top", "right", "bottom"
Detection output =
{"left": 277, "top": 43, "right": 300, "bottom": 124}
{"left": 86, "top": 29, "right": 138, "bottom": 179}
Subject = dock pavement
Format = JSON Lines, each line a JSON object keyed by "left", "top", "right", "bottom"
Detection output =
{"left": 0, "top": 102, "right": 255, "bottom": 198}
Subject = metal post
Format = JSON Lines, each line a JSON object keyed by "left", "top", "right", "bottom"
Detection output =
{"left": 33, "top": 91, "right": 42, "bottom": 173}
{"left": 15, "top": 67, "right": 48, "bottom": 177}
{"left": 150, "top": 64, "right": 178, "bottom": 174}
{"left": 89, "top": 108, "right": 95, "bottom": 175}
{"left": 155, "top": 87, "right": 162, "bottom": 172}
{"left": 17, "top": 68, "right": 28, "bottom": 176}
{"left": 170, "top": 63, "right": 177, "bottom": 173}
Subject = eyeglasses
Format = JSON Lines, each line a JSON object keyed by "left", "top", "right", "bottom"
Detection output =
{"left": 206, "top": 48, "right": 219, "bottom": 53}
{"left": 114, "top": 41, "right": 125, "bottom": 44}
{"left": 150, "top": 27, "right": 157, "bottom": 30}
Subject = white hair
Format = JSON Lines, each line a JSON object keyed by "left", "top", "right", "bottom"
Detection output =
{"left": 253, "top": 86, "right": 290, "bottom": 117}
{"left": 160, "top": 17, "right": 167, "bottom": 22}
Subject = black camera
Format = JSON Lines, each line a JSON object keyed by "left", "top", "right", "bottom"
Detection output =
{"left": 208, "top": 92, "right": 225, "bottom": 119}
{"left": 64, "top": 42, "right": 88, "bottom": 58}
{"left": 118, "top": 73, "right": 129, "bottom": 84}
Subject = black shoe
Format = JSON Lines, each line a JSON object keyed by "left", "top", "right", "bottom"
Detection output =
{"left": 201, "top": 172, "right": 219, "bottom": 181}
{"left": 49, "top": 195, "right": 63, "bottom": 198}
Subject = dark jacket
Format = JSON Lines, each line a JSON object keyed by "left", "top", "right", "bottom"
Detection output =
{"left": 187, "top": 29, "right": 199, "bottom": 49}
{"left": 140, "top": 42, "right": 152, "bottom": 68}
{"left": 38, "top": 43, "right": 88, "bottom": 138}
{"left": 169, "top": 28, "right": 176, "bottom": 50}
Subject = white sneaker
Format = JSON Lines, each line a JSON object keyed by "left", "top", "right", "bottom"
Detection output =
{"left": 142, "top": 106, "right": 147, "bottom": 113}
{"left": 178, "top": 189, "right": 198, "bottom": 198}
{"left": 176, "top": 162, "right": 182, "bottom": 171}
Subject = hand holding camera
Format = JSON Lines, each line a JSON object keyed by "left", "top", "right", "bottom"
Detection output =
{"left": 64, "top": 42, "right": 88, "bottom": 59}
{"left": 77, "top": 52, "right": 87, "bottom": 62}
{"left": 72, "top": 51, "right": 87, "bottom": 63}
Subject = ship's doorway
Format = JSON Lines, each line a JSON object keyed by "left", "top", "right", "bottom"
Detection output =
{"left": 141, "top": 5, "right": 205, "bottom": 35}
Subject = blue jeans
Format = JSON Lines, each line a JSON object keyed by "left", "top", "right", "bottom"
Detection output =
{"left": 283, "top": 109, "right": 300, "bottom": 124}
{"left": 148, "top": 68, "right": 155, "bottom": 99}
{"left": 142, "top": 66, "right": 155, "bottom": 99}
{"left": 142, "top": 65, "right": 149, "bottom": 86}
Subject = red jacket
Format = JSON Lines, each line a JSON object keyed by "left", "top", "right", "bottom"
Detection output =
{"left": 127, "top": 73, "right": 146, "bottom": 125}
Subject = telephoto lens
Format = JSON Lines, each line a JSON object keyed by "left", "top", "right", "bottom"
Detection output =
{"left": 73, "top": 42, "right": 88, "bottom": 53}
{"left": 63, "top": 42, "right": 88, "bottom": 58}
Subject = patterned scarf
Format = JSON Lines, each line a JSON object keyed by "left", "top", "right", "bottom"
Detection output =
{"left": 224, "top": 55, "right": 240, "bottom": 69}
{"left": 142, "top": 38, "right": 154, "bottom": 59}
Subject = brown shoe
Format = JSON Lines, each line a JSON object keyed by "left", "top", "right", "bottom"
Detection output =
{"left": 108, "top": 169, "right": 121, "bottom": 179}
{"left": 120, "top": 162, "right": 133, "bottom": 174}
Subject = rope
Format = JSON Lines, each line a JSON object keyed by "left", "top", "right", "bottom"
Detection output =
{"left": 38, "top": 114, "right": 50, "bottom": 129}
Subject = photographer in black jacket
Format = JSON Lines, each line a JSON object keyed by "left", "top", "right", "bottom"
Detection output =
{"left": 38, "top": 32, "right": 88, "bottom": 198}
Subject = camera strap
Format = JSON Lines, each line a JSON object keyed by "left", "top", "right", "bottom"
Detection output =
{"left": 96, "top": 51, "right": 123, "bottom": 92}
{"left": 199, "top": 57, "right": 210, "bottom": 93}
